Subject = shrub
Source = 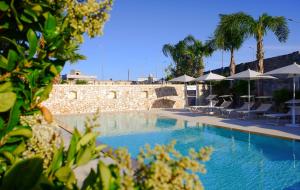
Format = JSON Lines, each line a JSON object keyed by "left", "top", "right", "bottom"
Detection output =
{"left": 0, "top": 0, "right": 112, "bottom": 181}
{"left": 76, "top": 80, "right": 88, "bottom": 85}
{"left": 272, "top": 88, "right": 300, "bottom": 112}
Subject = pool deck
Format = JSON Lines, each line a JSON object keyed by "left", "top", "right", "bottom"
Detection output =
{"left": 151, "top": 108, "right": 300, "bottom": 141}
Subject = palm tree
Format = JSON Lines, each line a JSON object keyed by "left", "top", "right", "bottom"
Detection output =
{"left": 183, "top": 35, "right": 214, "bottom": 76}
{"left": 244, "top": 13, "right": 289, "bottom": 73}
{"left": 162, "top": 40, "right": 189, "bottom": 77}
{"left": 162, "top": 35, "right": 213, "bottom": 77}
{"left": 213, "top": 12, "right": 250, "bottom": 76}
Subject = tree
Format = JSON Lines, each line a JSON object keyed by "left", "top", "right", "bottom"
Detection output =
{"left": 162, "top": 35, "right": 213, "bottom": 78}
{"left": 163, "top": 40, "right": 188, "bottom": 77}
{"left": 184, "top": 35, "right": 214, "bottom": 76}
{"left": 244, "top": 13, "right": 289, "bottom": 73}
{"left": 213, "top": 12, "right": 249, "bottom": 76}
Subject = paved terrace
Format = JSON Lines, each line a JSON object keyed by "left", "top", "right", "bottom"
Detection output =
{"left": 151, "top": 108, "right": 300, "bottom": 141}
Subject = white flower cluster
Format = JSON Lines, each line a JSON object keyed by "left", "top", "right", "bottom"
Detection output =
{"left": 21, "top": 115, "right": 62, "bottom": 169}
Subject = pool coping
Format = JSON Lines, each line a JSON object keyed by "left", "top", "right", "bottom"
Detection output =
{"left": 149, "top": 109, "right": 300, "bottom": 141}
{"left": 56, "top": 109, "right": 300, "bottom": 141}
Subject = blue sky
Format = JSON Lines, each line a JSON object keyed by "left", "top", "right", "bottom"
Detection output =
{"left": 62, "top": 0, "right": 300, "bottom": 80}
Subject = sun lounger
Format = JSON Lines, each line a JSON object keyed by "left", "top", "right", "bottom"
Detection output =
{"left": 237, "top": 103, "right": 272, "bottom": 118}
{"left": 211, "top": 100, "right": 233, "bottom": 114}
{"left": 264, "top": 107, "right": 300, "bottom": 124}
{"left": 222, "top": 102, "right": 255, "bottom": 117}
{"left": 189, "top": 95, "right": 218, "bottom": 112}
{"left": 189, "top": 100, "right": 219, "bottom": 112}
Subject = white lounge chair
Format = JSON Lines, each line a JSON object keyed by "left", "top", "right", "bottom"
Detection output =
{"left": 212, "top": 99, "right": 233, "bottom": 114}
{"left": 189, "top": 95, "right": 218, "bottom": 112}
{"left": 237, "top": 103, "right": 272, "bottom": 118}
{"left": 222, "top": 102, "right": 255, "bottom": 117}
{"left": 264, "top": 107, "right": 300, "bottom": 125}
{"left": 190, "top": 100, "right": 219, "bottom": 112}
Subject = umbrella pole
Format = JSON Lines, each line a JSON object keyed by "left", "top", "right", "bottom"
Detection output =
{"left": 184, "top": 83, "right": 186, "bottom": 107}
{"left": 210, "top": 81, "right": 212, "bottom": 107}
{"left": 292, "top": 77, "right": 296, "bottom": 126}
{"left": 248, "top": 80, "right": 251, "bottom": 117}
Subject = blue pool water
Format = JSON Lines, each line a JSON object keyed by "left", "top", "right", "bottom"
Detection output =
{"left": 57, "top": 112, "right": 300, "bottom": 190}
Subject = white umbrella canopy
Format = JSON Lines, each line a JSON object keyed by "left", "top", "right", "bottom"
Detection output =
{"left": 169, "top": 74, "right": 195, "bottom": 83}
{"left": 194, "top": 72, "right": 225, "bottom": 82}
{"left": 226, "top": 69, "right": 277, "bottom": 116}
{"left": 264, "top": 62, "right": 300, "bottom": 127}
{"left": 194, "top": 72, "right": 225, "bottom": 107}
{"left": 264, "top": 62, "right": 300, "bottom": 77}
{"left": 227, "top": 69, "right": 276, "bottom": 80}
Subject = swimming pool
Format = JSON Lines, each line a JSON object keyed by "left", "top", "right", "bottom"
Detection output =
{"left": 57, "top": 112, "right": 300, "bottom": 190}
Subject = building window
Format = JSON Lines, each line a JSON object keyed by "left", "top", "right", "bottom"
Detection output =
{"left": 141, "top": 91, "right": 149, "bottom": 98}
{"left": 108, "top": 91, "right": 117, "bottom": 99}
{"left": 68, "top": 91, "right": 77, "bottom": 100}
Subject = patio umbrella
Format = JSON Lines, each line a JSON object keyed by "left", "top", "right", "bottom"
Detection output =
{"left": 227, "top": 69, "right": 276, "bottom": 116}
{"left": 194, "top": 72, "right": 225, "bottom": 106}
{"left": 169, "top": 74, "right": 195, "bottom": 83}
{"left": 169, "top": 74, "right": 195, "bottom": 107}
{"left": 264, "top": 62, "right": 300, "bottom": 127}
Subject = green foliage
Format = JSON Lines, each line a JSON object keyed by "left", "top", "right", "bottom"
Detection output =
{"left": 0, "top": 0, "right": 113, "bottom": 182}
{"left": 212, "top": 12, "right": 250, "bottom": 75}
{"left": 163, "top": 35, "right": 213, "bottom": 78}
{"left": 106, "top": 141, "right": 213, "bottom": 190}
{"left": 272, "top": 89, "right": 300, "bottom": 112}
{"left": 1, "top": 157, "right": 44, "bottom": 190}
{"left": 75, "top": 80, "right": 88, "bottom": 85}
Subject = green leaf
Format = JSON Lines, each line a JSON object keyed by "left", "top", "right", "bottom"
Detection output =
{"left": 44, "top": 12, "right": 57, "bottom": 39}
{"left": 0, "top": 1, "right": 9, "bottom": 11}
{"left": 49, "top": 65, "right": 58, "bottom": 75}
{"left": 7, "top": 49, "right": 18, "bottom": 71}
{"left": 10, "top": 0, "right": 23, "bottom": 31}
{"left": 0, "top": 54, "right": 8, "bottom": 69}
{"left": 94, "top": 144, "right": 107, "bottom": 153}
{"left": 20, "top": 14, "right": 32, "bottom": 23}
{"left": 27, "top": 29, "right": 38, "bottom": 58}
{"left": 48, "top": 146, "right": 64, "bottom": 174}
{"left": 1, "top": 157, "right": 43, "bottom": 190}
{"left": 12, "top": 140, "right": 26, "bottom": 155}
{"left": 7, "top": 127, "right": 32, "bottom": 138}
{"left": 24, "top": 9, "right": 38, "bottom": 22}
{"left": 33, "top": 84, "right": 53, "bottom": 104}
{"left": 0, "top": 82, "right": 13, "bottom": 93}
{"left": 81, "top": 169, "right": 97, "bottom": 190}
{"left": 6, "top": 99, "right": 22, "bottom": 132}
{"left": 54, "top": 166, "right": 76, "bottom": 188}
{"left": 76, "top": 145, "right": 92, "bottom": 166}
{"left": 31, "top": 5, "right": 42, "bottom": 13}
{"left": 1, "top": 151, "right": 15, "bottom": 164}
{"left": 66, "top": 130, "right": 80, "bottom": 166}
{"left": 0, "top": 118, "right": 4, "bottom": 129}
{"left": 76, "top": 133, "right": 96, "bottom": 151}
{"left": 0, "top": 22, "right": 9, "bottom": 29}
{"left": 98, "top": 161, "right": 111, "bottom": 190}
{"left": 0, "top": 92, "right": 16, "bottom": 112}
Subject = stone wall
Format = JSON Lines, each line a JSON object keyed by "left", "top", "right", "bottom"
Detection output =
{"left": 44, "top": 84, "right": 194, "bottom": 114}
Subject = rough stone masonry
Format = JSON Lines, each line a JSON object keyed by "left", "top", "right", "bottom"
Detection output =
{"left": 44, "top": 84, "right": 200, "bottom": 114}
